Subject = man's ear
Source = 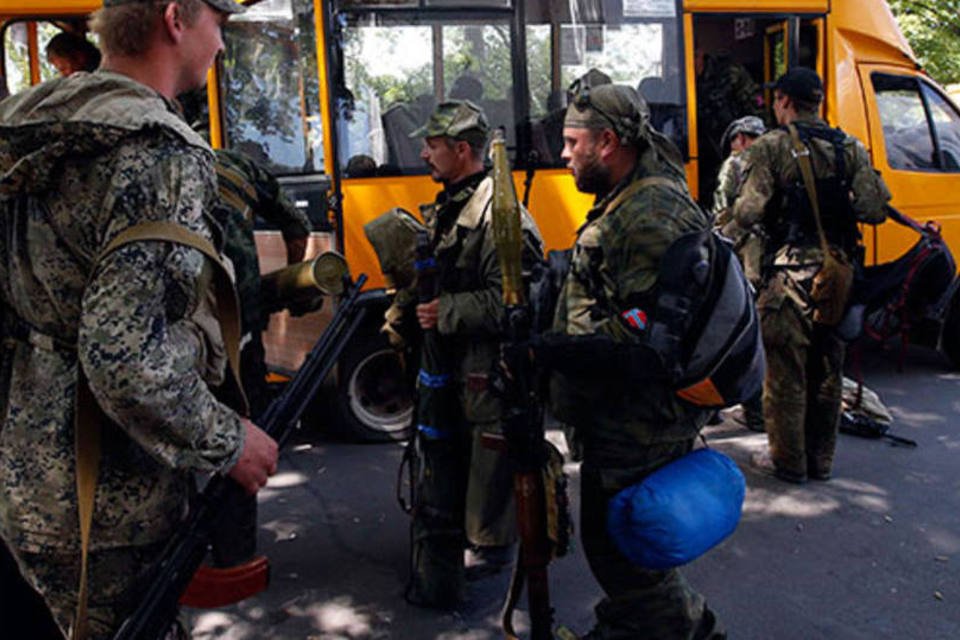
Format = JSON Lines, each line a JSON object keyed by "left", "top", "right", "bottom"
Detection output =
{"left": 161, "top": 1, "right": 186, "bottom": 44}
{"left": 597, "top": 128, "right": 620, "bottom": 160}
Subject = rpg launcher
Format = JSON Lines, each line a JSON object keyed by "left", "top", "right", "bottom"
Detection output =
{"left": 113, "top": 273, "right": 369, "bottom": 640}
{"left": 489, "top": 129, "right": 555, "bottom": 640}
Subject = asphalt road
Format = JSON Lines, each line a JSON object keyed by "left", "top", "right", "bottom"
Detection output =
{"left": 187, "top": 342, "right": 960, "bottom": 639}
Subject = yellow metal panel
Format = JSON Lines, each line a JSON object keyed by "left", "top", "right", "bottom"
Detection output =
{"left": 683, "top": 0, "right": 827, "bottom": 12}
{"left": 0, "top": 0, "right": 97, "bottom": 14}
{"left": 339, "top": 169, "right": 593, "bottom": 289}
{"left": 853, "top": 63, "right": 960, "bottom": 268}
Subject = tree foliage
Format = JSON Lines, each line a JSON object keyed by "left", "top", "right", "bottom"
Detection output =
{"left": 889, "top": 0, "right": 960, "bottom": 85}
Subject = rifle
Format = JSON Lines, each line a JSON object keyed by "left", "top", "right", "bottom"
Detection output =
{"left": 113, "top": 274, "right": 368, "bottom": 640}
{"left": 490, "top": 129, "right": 554, "bottom": 640}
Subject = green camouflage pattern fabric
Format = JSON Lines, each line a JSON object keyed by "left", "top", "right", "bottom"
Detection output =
{"left": 732, "top": 116, "right": 889, "bottom": 480}
{"left": 18, "top": 541, "right": 175, "bottom": 639}
{"left": 731, "top": 115, "right": 891, "bottom": 317}
{"left": 410, "top": 100, "right": 489, "bottom": 145}
{"left": 0, "top": 72, "right": 245, "bottom": 626}
{"left": 580, "top": 441, "right": 724, "bottom": 640}
{"left": 212, "top": 148, "right": 310, "bottom": 335}
{"left": 549, "top": 139, "right": 723, "bottom": 638}
{"left": 423, "top": 173, "right": 541, "bottom": 542}
{"left": 549, "top": 139, "right": 711, "bottom": 447}
{"left": 712, "top": 151, "right": 747, "bottom": 226}
{"left": 697, "top": 53, "right": 763, "bottom": 159}
{"left": 713, "top": 152, "right": 765, "bottom": 284}
{"left": 404, "top": 172, "right": 543, "bottom": 605}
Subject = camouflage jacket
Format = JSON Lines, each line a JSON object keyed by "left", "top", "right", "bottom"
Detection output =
{"left": 550, "top": 143, "right": 711, "bottom": 449}
{"left": 732, "top": 115, "right": 891, "bottom": 315}
{"left": 0, "top": 72, "right": 245, "bottom": 554}
{"left": 212, "top": 149, "right": 311, "bottom": 334}
{"left": 697, "top": 54, "right": 763, "bottom": 156}
{"left": 712, "top": 151, "right": 747, "bottom": 227}
{"left": 421, "top": 172, "right": 543, "bottom": 424}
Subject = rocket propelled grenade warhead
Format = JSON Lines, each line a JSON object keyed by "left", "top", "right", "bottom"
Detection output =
{"left": 490, "top": 129, "right": 525, "bottom": 307}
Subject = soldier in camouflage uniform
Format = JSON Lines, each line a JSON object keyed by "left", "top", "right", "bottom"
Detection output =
{"left": 732, "top": 68, "right": 890, "bottom": 483}
{"left": 713, "top": 115, "right": 766, "bottom": 433}
{"left": 550, "top": 84, "right": 725, "bottom": 639}
{"left": 695, "top": 48, "right": 764, "bottom": 210}
{"left": 0, "top": 1, "right": 279, "bottom": 637}
{"left": 211, "top": 149, "right": 311, "bottom": 417}
{"left": 398, "top": 101, "right": 543, "bottom": 606}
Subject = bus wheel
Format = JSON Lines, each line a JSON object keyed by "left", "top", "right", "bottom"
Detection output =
{"left": 336, "top": 332, "right": 414, "bottom": 442}
{"left": 941, "top": 287, "right": 960, "bottom": 370}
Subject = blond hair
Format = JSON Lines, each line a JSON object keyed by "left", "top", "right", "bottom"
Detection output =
{"left": 91, "top": 0, "right": 204, "bottom": 58}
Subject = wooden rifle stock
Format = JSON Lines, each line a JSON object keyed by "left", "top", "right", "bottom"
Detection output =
{"left": 112, "top": 274, "right": 368, "bottom": 640}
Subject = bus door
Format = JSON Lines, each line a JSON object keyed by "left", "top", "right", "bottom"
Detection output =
{"left": 690, "top": 11, "right": 824, "bottom": 205}
{"left": 857, "top": 65, "right": 960, "bottom": 264}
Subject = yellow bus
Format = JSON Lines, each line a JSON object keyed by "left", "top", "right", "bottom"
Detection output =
{"left": 4, "top": 0, "right": 960, "bottom": 441}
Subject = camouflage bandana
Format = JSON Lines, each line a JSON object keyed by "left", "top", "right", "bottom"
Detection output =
{"left": 102, "top": 0, "right": 245, "bottom": 14}
{"left": 409, "top": 100, "right": 489, "bottom": 146}
{"left": 564, "top": 84, "right": 650, "bottom": 145}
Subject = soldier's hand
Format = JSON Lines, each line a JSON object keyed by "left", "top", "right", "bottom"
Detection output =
{"left": 285, "top": 236, "right": 308, "bottom": 265}
{"left": 416, "top": 298, "right": 440, "bottom": 330}
{"left": 228, "top": 419, "right": 279, "bottom": 495}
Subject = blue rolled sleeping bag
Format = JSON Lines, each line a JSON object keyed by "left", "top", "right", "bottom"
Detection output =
{"left": 607, "top": 448, "right": 745, "bottom": 570}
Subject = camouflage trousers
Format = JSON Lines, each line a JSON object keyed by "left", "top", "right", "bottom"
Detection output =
{"left": 579, "top": 439, "right": 725, "bottom": 640}
{"left": 761, "top": 297, "right": 845, "bottom": 479}
{"left": 408, "top": 418, "right": 516, "bottom": 607}
{"left": 9, "top": 540, "right": 184, "bottom": 639}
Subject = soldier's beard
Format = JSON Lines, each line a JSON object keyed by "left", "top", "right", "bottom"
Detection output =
{"left": 574, "top": 153, "right": 612, "bottom": 195}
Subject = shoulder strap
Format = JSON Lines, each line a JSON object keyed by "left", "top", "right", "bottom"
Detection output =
{"left": 602, "top": 176, "right": 683, "bottom": 218}
{"left": 99, "top": 220, "right": 246, "bottom": 411}
{"left": 787, "top": 123, "right": 831, "bottom": 254}
{"left": 71, "top": 221, "right": 247, "bottom": 640}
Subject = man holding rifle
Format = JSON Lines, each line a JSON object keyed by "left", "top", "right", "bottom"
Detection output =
{"left": 397, "top": 101, "right": 543, "bottom": 607}
{"left": 546, "top": 84, "right": 726, "bottom": 639}
{"left": 0, "top": 0, "right": 277, "bottom": 637}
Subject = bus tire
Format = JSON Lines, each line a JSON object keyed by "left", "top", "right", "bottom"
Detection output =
{"left": 335, "top": 330, "right": 414, "bottom": 442}
{"left": 941, "top": 288, "right": 960, "bottom": 370}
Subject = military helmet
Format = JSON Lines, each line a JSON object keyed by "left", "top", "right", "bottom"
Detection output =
{"left": 102, "top": 0, "right": 245, "bottom": 13}
{"left": 563, "top": 83, "right": 650, "bottom": 146}
{"left": 720, "top": 115, "right": 766, "bottom": 156}
{"left": 409, "top": 100, "right": 489, "bottom": 147}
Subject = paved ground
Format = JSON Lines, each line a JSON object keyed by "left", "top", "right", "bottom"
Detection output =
{"left": 187, "top": 342, "right": 960, "bottom": 639}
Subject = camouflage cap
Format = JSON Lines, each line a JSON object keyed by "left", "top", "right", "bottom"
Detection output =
{"left": 564, "top": 84, "right": 650, "bottom": 145}
{"left": 102, "top": 0, "right": 245, "bottom": 14}
{"left": 720, "top": 115, "right": 766, "bottom": 153}
{"left": 409, "top": 100, "right": 489, "bottom": 144}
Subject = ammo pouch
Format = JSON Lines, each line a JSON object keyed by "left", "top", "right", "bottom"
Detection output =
{"left": 811, "top": 247, "right": 854, "bottom": 326}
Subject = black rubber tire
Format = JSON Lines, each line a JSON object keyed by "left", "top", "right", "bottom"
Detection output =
{"left": 940, "top": 288, "right": 960, "bottom": 369}
{"left": 335, "top": 330, "right": 414, "bottom": 442}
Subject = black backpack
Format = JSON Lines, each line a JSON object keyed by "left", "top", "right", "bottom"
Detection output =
{"left": 647, "top": 230, "right": 766, "bottom": 408}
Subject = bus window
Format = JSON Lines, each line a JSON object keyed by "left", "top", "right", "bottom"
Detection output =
{"left": 3, "top": 21, "right": 61, "bottom": 95}
{"left": 335, "top": 7, "right": 515, "bottom": 175}
{"left": 873, "top": 74, "right": 938, "bottom": 171}
{"left": 921, "top": 81, "right": 960, "bottom": 172}
{"left": 525, "top": 0, "right": 686, "bottom": 167}
{"left": 219, "top": 0, "right": 323, "bottom": 176}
